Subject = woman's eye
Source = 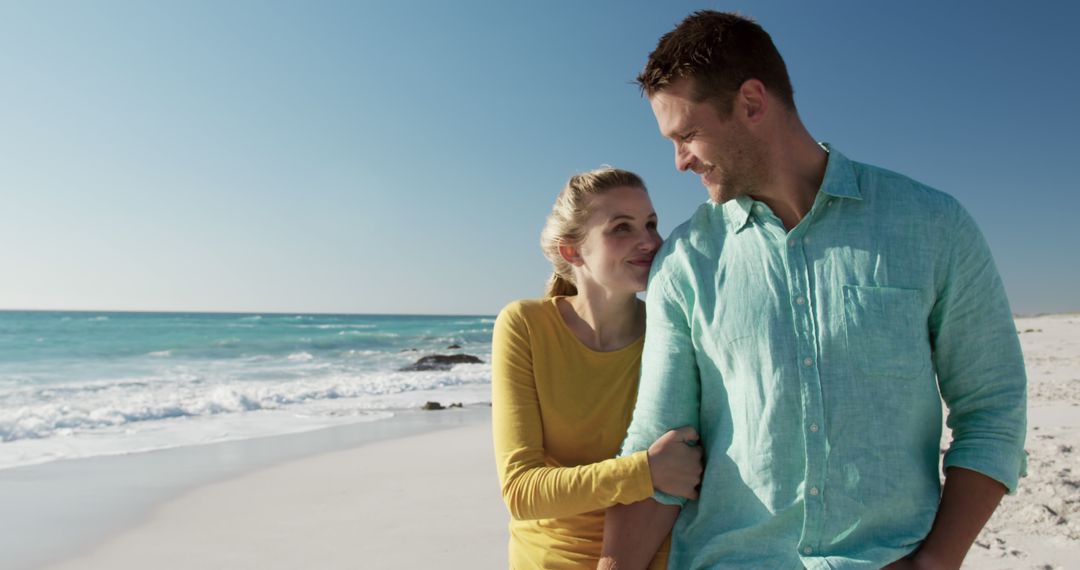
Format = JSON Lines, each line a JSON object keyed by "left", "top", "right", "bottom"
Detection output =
{"left": 612, "top": 224, "right": 631, "bottom": 233}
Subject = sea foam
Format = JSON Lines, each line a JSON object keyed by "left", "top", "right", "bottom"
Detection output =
{"left": 0, "top": 310, "right": 495, "bottom": 470}
{"left": 0, "top": 362, "right": 491, "bottom": 469}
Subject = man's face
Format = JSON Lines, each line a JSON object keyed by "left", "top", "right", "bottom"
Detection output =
{"left": 649, "top": 78, "right": 766, "bottom": 203}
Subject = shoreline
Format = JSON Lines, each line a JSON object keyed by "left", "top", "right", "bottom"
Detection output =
{"left": 1, "top": 405, "right": 497, "bottom": 570}
{"left": 5, "top": 314, "right": 1078, "bottom": 569}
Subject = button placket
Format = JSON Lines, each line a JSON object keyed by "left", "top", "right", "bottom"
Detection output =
{"left": 784, "top": 222, "right": 827, "bottom": 557}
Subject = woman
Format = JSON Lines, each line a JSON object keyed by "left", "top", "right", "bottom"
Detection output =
{"left": 492, "top": 167, "right": 703, "bottom": 568}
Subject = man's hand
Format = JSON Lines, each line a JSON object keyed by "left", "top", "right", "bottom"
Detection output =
{"left": 647, "top": 426, "right": 703, "bottom": 499}
{"left": 881, "top": 553, "right": 948, "bottom": 570}
{"left": 883, "top": 467, "right": 1007, "bottom": 570}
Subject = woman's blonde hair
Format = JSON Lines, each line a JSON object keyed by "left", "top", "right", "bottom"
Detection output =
{"left": 540, "top": 167, "right": 647, "bottom": 298}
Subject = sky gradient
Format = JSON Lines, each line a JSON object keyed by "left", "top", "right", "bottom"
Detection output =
{"left": 2, "top": 1, "right": 1077, "bottom": 316}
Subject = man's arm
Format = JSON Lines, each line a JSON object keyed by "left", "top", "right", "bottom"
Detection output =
{"left": 893, "top": 200, "right": 1027, "bottom": 569}
{"left": 883, "top": 467, "right": 1006, "bottom": 569}
{"left": 604, "top": 269, "right": 702, "bottom": 566}
{"left": 930, "top": 201, "right": 1027, "bottom": 490}
{"left": 598, "top": 499, "right": 680, "bottom": 570}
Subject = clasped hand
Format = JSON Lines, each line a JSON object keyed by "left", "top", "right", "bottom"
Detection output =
{"left": 647, "top": 427, "right": 704, "bottom": 500}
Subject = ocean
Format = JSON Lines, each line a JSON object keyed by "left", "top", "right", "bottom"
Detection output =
{"left": 0, "top": 310, "right": 494, "bottom": 470}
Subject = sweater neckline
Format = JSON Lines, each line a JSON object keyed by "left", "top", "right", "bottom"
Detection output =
{"left": 547, "top": 296, "right": 646, "bottom": 355}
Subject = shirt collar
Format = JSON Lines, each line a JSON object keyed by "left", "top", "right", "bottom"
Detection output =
{"left": 722, "top": 196, "right": 755, "bottom": 231}
{"left": 817, "top": 143, "right": 862, "bottom": 201}
{"left": 721, "top": 143, "right": 861, "bottom": 232}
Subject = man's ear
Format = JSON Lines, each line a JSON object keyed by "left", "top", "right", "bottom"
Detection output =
{"left": 559, "top": 241, "right": 583, "bottom": 267}
{"left": 737, "top": 79, "right": 768, "bottom": 124}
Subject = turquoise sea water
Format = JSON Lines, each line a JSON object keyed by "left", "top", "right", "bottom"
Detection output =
{"left": 0, "top": 311, "right": 494, "bottom": 469}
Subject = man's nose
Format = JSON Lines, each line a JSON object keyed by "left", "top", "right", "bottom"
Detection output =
{"left": 675, "top": 143, "right": 693, "bottom": 172}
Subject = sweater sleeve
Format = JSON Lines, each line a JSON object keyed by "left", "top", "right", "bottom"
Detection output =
{"left": 491, "top": 301, "right": 654, "bottom": 521}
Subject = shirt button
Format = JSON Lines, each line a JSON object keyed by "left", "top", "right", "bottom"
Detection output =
{"left": 804, "top": 546, "right": 813, "bottom": 555}
{"left": 788, "top": 239, "right": 796, "bottom": 248}
{"left": 809, "top": 423, "right": 819, "bottom": 433}
{"left": 809, "top": 487, "right": 819, "bottom": 496}
{"left": 803, "top": 357, "right": 813, "bottom": 366}
{"left": 803, "top": 236, "right": 811, "bottom": 244}
{"left": 795, "top": 296, "right": 806, "bottom": 305}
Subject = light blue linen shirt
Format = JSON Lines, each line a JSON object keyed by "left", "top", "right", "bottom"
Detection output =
{"left": 621, "top": 146, "right": 1027, "bottom": 569}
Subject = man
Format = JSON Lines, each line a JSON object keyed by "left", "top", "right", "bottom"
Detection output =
{"left": 600, "top": 11, "right": 1027, "bottom": 570}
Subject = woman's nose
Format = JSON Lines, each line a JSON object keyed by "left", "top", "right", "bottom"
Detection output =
{"left": 639, "top": 233, "right": 661, "bottom": 252}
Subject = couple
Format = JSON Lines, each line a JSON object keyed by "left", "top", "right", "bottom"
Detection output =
{"left": 492, "top": 11, "right": 1027, "bottom": 570}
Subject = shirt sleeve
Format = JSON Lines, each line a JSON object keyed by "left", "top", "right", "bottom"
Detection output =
{"left": 491, "top": 302, "right": 654, "bottom": 521}
{"left": 932, "top": 202, "right": 1028, "bottom": 493}
{"left": 619, "top": 276, "right": 702, "bottom": 507}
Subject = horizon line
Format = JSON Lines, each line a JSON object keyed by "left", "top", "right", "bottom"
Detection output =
{"left": 0, "top": 307, "right": 497, "bottom": 319}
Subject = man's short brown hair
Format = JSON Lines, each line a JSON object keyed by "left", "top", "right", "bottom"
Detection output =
{"left": 637, "top": 11, "right": 796, "bottom": 116}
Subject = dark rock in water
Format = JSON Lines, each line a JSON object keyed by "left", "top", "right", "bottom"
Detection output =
{"left": 446, "top": 344, "right": 462, "bottom": 350}
{"left": 400, "top": 354, "right": 482, "bottom": 371}
{"left": 422, "top": 401, "right": 444, "bottom": 411}
{"left": 399, "top": 348, "right": 418, "bottom": 352}
{"left": 449, "top": 402, "right": 463, "bottom": 408}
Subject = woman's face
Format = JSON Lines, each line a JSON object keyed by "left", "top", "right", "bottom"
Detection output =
{"left": 568, "top": 186, "right": 662, "bottom": 295}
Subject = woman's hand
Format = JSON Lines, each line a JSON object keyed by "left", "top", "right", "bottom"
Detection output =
{"left": 646, "top": 427, "right": 704, "bottom": 500}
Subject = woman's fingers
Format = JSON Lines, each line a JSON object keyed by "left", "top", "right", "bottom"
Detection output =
{"left": 673, "top": 426, "right": 699, "bottom": 445}
{"left": 648, "top": 426, "right": 706, "bottom": 498}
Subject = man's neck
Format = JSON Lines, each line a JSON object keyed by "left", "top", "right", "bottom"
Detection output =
{"left": 750, "top": 120, "right": 828, "bottom": 231}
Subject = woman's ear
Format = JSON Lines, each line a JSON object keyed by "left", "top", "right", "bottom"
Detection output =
{"left": 559, "top": 241, "right": 583, "bottom": 267}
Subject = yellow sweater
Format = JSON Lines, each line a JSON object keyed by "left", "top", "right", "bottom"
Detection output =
{"left": 492, "top": 298, "right": 668, "bottom": 569}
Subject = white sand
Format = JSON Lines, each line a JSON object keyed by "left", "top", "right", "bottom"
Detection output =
{"left": 963, "top": 314, "right": 1080, "bottom": 570}
{"left": 43, "top": 421, "right": 508, "bottom": 570}
{"left": 40, "top": 314, "right": 1079, "bottom": 569}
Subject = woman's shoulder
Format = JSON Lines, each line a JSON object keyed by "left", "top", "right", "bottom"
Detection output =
{"left": 496, "top": 298, "right": 561, "bottom": 337}
{"left": 498, "top": 298, "right": 553, "bottom": 320}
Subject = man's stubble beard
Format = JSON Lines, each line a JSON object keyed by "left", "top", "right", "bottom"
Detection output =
{"left": 707, "top": 130, "right": 770, "bottom": 205}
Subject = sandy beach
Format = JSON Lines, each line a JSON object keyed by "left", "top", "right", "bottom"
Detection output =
{"left": 35, "top": 409, "right": 507, "bottom": 570}
{"left": 1, "top": 406, "right": 502, "bottom": 570}
{"left": 963, "top": 314, "right": 1080, "bottom": 569}
{"left": 42, "top": 420, "right": 507, "bottom": 569}
{"left": 10, "top": 314, "right": 1077, "bottom": 569}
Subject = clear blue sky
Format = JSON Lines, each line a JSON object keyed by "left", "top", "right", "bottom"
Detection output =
{"left": 1, "top": 1, "right": 1076, "bottom": 316}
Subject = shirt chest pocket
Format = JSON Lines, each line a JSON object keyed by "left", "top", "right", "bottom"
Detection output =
{"left": 842, "top": 285, "right": 930, "bottom": 378}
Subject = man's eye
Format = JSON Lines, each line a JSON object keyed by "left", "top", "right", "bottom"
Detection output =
{"left": 646, "top": 221, "right": 658, "bottom": 230}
